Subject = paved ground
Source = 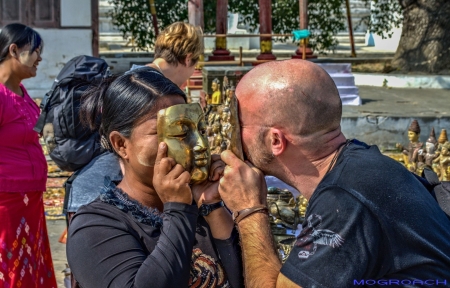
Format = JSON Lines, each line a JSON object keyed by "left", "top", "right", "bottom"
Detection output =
{"left": 47, "top": 220, "right": 67, "bottom": 288}
{"left": 346, "top": 86, "right": 450, "bottom": 118}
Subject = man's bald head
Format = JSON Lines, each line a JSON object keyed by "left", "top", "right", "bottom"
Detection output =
{"left": 236, "top": 60, "right": 342, "bottom": 141}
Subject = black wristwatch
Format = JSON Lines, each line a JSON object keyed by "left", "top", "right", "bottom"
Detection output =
{"left": 199, "top": 201, "right": 225, "bottom": 216}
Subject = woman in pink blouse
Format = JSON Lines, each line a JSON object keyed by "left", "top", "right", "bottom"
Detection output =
{"left": 0, "top": 23, "right": 57, "bottom": 287}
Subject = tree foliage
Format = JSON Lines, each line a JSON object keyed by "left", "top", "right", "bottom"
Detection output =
{"left": 108, "top": 0, "right": 188, "bottom": 50}
{"left": 359, "top": 0, "right": 403, "bottom": 39}
{"left": 109, "top": 0, "right": 403, "bottom": 53}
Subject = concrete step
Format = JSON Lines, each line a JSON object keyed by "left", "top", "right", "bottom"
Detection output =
{"left": 338, "top": 86, "right": 359, "bottom": 96}
{"left": 317, "top": 63, "right": 352, "bottom": 74}
{"left": 329, "top": 74, "right": 356, "bottom": 87}
{"left": 340, "top": 94, "right": 362, "bottom": 106}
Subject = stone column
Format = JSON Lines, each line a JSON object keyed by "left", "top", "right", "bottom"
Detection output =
{"left": 292, "top": 0, "right": 317, "bottom": 59}
{"left": 187, "top": 0, "right": 205, "bottom": 103}
{"left": 209, "top": 0, "right": 234, "bottom": 61}
{"left": 256, "top": 0, "right": 276, "bottom": 61}
{"left": 188, "top": 0, "right": 203, "bottom": 27}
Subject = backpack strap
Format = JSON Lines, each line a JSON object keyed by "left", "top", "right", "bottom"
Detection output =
{"left": 420, "top": 168, "right": 450, "bottom": 218}
{"left": 422, "top": 168, "right": 440, "bottom": 186}
{"left": 33, "top": 88, "right": 55, "bottom": 133}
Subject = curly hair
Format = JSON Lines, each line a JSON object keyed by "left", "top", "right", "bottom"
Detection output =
{"left": 154, "top": 22, "right": 203, "bottom": 67}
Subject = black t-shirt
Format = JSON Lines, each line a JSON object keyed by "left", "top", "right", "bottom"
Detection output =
{"left": 281, "top": 140, "right": 450, "bottom": 288}
{"left": 67, "top": 179, "right": 243, "bottom": 288}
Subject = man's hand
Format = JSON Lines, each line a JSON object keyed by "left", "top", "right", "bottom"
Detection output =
{"left": 219, "top": 150, "right": 268, "bottom": 212}
{"left": 192, "top": 154, "right": 225, "bottom": 207}
{"left": 153, "top": 142, "right": 192, "bottom": 204}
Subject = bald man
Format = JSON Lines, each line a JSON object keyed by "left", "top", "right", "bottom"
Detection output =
{"left": 218, "top": 60, "right": 450, "bottom": 288}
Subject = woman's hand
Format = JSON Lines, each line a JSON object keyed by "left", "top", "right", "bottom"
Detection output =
{"left": 153, "top": 142, "right": 192, "bottom": 205}
{"left": 192, "top": 154, "right": 225, "bottom": 207}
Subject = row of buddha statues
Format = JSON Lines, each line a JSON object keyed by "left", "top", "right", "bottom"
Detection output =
{"left": 397, "top": 120, "right": 450, "bottom": 180}
{"left": 203, "top": 76, "right": 236, "bottom": 154}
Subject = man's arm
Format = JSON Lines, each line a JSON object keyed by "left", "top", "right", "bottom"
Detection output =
{"left": 237, "top": 212, "right": 301, "bottom": 288}
{"left": 218, "top": 150, "right": 301, "bottom": 288}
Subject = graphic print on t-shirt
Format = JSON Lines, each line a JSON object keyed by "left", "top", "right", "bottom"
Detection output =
{"left": 294, "top": 214, "right": 344, "bottom": 259}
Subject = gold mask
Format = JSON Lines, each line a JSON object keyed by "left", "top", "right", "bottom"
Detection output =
{"left": 157, "top": 103, "right": 211, "bottom": 184}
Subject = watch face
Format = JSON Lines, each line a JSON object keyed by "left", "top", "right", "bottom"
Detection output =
{"left": 199, "top": 205, "right": 211, "bottom": 216}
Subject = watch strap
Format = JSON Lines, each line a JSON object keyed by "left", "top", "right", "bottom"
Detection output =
{"left": 200, "top": 201, "right": 225, "bottom": 216}
{"left": 232, "top": 205, "right": 269, "bottom": 224}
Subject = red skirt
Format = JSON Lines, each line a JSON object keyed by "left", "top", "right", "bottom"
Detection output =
{"left": 0, "top": 192, "right": 57, "bottom": 288}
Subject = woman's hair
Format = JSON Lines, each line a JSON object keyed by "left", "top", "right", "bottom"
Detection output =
{"left": 0, "top": 23, "right": 43, "bottom": 63}
{"left": 80, "top": 68, "right": 187, "bottom": 152}
{"left": 154, "top": 22, "right": 203, "bottom": 67}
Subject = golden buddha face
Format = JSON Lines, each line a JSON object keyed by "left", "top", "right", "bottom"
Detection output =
{"left": 211, "top": 81, "right": 219, "bottom": 92}
{"left": 157, "top": 103, "right": 210, "bottom": 184}
{"left": 408, "top": 131, "right": 419, "bottom": 142}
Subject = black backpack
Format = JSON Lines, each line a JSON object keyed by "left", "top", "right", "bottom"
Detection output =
{"left": 414, "top": 168, "right": 450, "bottom": 218}
{"left": 34, "top": 55, "right": 110, "bottom": 171}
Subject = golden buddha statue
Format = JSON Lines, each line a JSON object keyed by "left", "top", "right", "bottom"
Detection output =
{"left": 224, "top": 83, "right": 235, "bottom": 107}
{"left": 433, "top": 142, "right": 450, "bottom": 181}
{"left": 210, "top": 78, "right": 222, "bottom": 105}
{"left": 157, "top": 103, "right": 210, "bottom": 184}
{"left": 396, "top": 120, "right": 423, "bottom": 173}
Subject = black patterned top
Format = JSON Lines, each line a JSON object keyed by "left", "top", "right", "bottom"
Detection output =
{"left": 67, "top": 178, "right": 243, "bottom": 288}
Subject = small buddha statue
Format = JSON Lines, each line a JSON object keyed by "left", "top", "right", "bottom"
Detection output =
{"left": 418, "top": 128, "right": 438, "bottom": 174}
{"left": 224, "top": 83, "right": 235, "bottom": 107}
{"left": 297, "top": 195, "right": 308, "bottom": 220}
{"left": 437, "top": 129, "right": 448, "bottom": 152}
{"left": 210, "top": 78, "right": 222, "bottom": 105}
{"left": 220, "top": 107, "right": 232, "bottom": 141}
{"left": 433, "top": 142, "right": 450, "bottom": 181}
{"left": 434, "top": 129, "right": 449, "bottom": 178}
{"left": 206, "top": 126, "right": 215, "bottom": 149}
{"left": 396, "top": 120, "right": 423, "bottom": 173}
{"left": 211, "top": 133, "right": 223, "bottom": 155}
{"left": 222, "top": 76, "right": 229, "bottom": 96}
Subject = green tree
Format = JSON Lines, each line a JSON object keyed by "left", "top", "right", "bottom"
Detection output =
{"left": 108, "top": 0, "right": 188, "bottom": 50}
{"left": 109, "top": 0, "right": 450, "bottom": 73}
{"left": 391, "top": 0, "right": 450, "bottom": 73}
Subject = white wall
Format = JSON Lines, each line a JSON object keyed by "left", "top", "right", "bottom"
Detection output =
{"left": 22, "top": 29, "right": 93, "bottom": 98}
{"left": 61, "top": 0, "right": 92, "bottom": 27}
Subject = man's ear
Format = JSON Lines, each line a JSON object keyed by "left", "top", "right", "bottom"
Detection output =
{"left": 110, "top": 131, "right": 128, "bottom": 159}
{"left": 269, "top": 128, "right": 286, "bottom": 156}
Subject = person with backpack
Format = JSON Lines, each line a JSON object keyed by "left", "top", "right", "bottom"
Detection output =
{"left": 67, "top": 68, "right": 242, "bottom": 288}
{"left": 0, "top": 23, "right": 58, "bottom": 287}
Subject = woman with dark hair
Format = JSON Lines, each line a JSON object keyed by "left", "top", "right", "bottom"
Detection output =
{"left": 67, "top": 69, "right": 243, "bottom": 288}
{"left": 0, "top": 23, "right": 57, "bottom": 287}
{"left": 66, "top": 21, "right": 205, "bottom": 224}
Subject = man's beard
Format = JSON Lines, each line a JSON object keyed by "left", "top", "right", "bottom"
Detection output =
{"left": 243, "top": 141, "right": 275, "bottom": 173}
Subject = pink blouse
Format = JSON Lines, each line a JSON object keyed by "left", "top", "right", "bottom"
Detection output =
{"left": 0, "top": 83, "right": 47, "bottom": 192}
